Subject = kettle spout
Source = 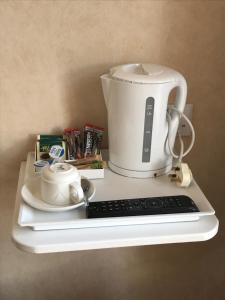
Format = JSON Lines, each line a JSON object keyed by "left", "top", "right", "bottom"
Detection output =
{"left": 100, "top": 74, "right": 111, "bottom": 109}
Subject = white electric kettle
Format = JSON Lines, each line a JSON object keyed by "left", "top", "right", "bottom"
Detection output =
{"left": 101, "top": 63, "right": 187, "bottom": 178}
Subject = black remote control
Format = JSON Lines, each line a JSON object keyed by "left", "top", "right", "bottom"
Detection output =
{"left": 86, "top": 195, "right": 199, "bottom": 219}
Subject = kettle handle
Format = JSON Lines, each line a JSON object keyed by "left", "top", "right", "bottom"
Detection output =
{"left": 168, "top": 77, "right": 187, "bottom": 148}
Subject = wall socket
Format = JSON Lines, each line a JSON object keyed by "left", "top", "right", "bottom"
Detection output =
{"left": 168, "top": 104, "right": 193, "bottom": 136}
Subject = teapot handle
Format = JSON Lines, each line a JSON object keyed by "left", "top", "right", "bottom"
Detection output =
{"left": 69, "top": 181, "right": 84, "bottom": 204}
{"left": 167, "top": 77, "right": 187, "bottom": 148}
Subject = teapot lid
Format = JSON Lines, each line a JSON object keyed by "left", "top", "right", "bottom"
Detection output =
{"left": 110, "top": 63, "right": 184, "bottom": 84}
{"left": 41, "top": 163, "right": 80, "bottom": 184}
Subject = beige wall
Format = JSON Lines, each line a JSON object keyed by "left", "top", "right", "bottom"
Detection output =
{"left": 0, "top": 1, "right": 225, "bottom": 300}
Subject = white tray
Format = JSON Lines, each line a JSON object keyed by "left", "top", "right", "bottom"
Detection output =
{"left": 18, "top": 153, "right": 215, "bottom": 231}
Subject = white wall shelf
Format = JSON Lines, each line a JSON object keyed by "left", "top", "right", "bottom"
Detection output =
{"left": 12, "top": 159, "right": 218, "bottom": 254}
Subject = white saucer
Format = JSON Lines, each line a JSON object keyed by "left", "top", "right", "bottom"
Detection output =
{"left": 21, "top": 177, "right": 95, "bottom": 212}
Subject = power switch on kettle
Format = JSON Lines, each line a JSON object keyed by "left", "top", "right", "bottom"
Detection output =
{"left": 142, "top": 97, "right": 154, "bottom": 163}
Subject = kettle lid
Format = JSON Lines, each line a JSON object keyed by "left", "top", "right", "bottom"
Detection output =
{"left": 110, "top": 63, "right": 183, "bottom": 84}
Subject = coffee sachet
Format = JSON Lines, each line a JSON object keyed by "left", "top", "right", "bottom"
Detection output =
{"left": 83, "top": 124, "right": 104, "bottom": 157}
{"left": 64, "top": 128, "right": 82, "bottom": 160}
{"left": 92, "top": 126, "right": 104, "bottom": 156}
{"left": 83, "top": 124, "right": 94, "bottom": 158}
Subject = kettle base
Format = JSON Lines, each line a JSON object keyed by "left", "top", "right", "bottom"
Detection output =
{"left": 108, "top": 161, "right": 172, "bottom": 178}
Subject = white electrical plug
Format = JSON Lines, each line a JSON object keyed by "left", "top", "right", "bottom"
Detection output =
{"left": 170, "top": 163, "right": 193, "bottom": 187}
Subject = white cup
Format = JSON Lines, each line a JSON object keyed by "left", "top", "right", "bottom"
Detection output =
{"left": 40, "top": 163, "right": 84, "bottom": 206}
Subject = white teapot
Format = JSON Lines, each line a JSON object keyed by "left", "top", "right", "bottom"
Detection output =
{"left": 41, "top": 163, "right": 84, "bottom": 206}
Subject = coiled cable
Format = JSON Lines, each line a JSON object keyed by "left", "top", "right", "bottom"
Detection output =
{"left": 167, "top": 107, "right": 195, "bottom": 163}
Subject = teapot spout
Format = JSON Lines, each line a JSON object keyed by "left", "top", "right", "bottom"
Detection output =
{"left": 100, "top": 74, "right": 111, "bottom": 109}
